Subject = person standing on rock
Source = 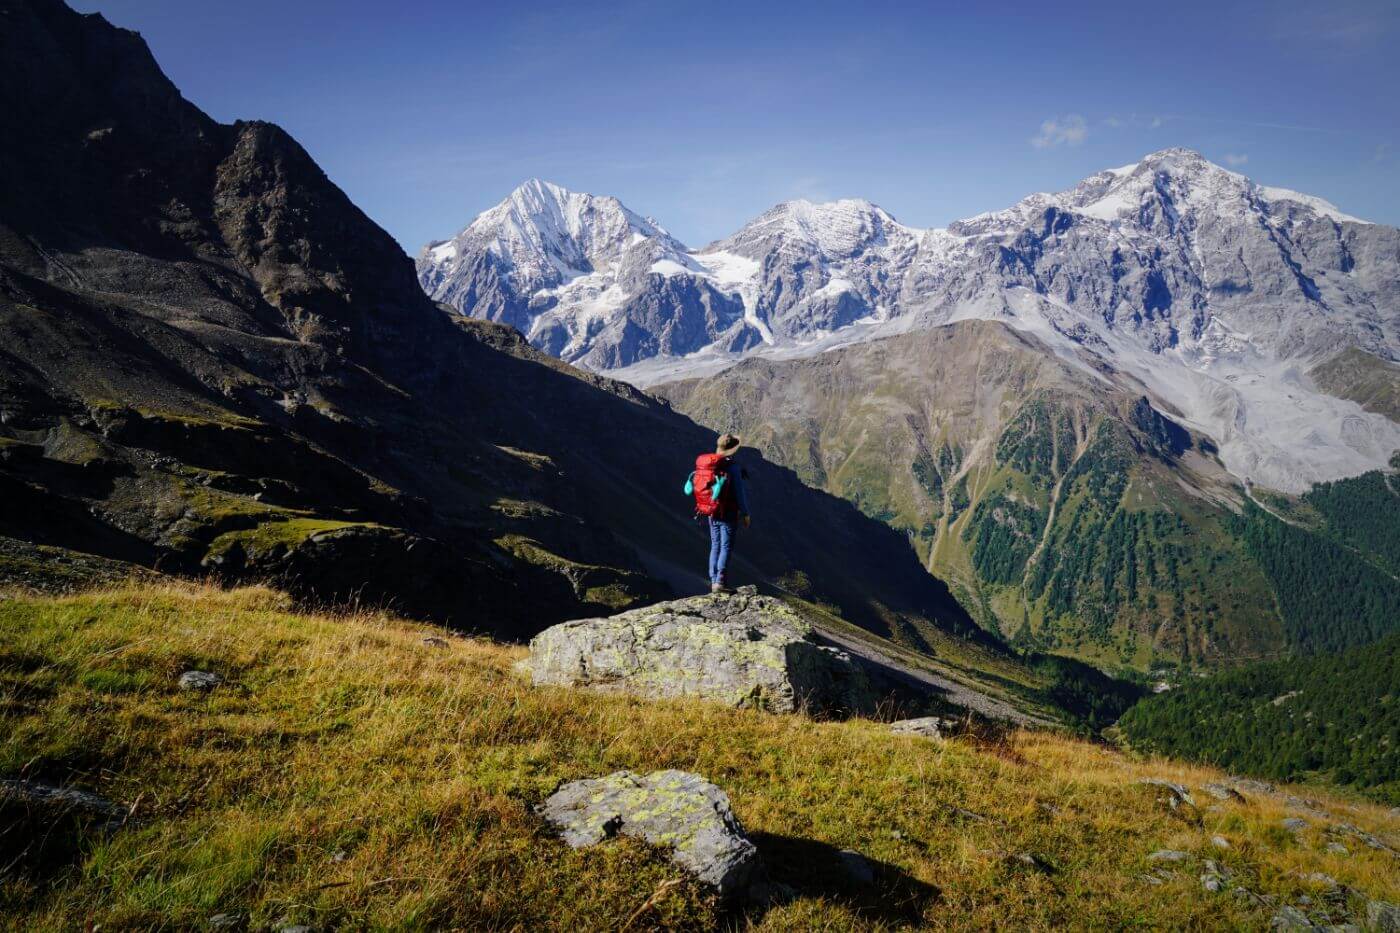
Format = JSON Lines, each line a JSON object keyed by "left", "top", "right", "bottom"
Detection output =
{"left": 685, "top": 433, "right": 752, "bottom": 594}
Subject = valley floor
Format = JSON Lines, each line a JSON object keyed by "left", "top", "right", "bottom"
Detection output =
{"left": 2, "top": 583, "right": 1397, "bottom": 930}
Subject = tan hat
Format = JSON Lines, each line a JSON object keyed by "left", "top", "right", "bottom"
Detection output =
{"left": 715, "top": 433, "right": 742, "bottom": 456}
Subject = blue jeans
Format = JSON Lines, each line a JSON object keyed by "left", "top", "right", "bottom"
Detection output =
{"left": 708, "top": 517, "right": 736, "bottom": 585}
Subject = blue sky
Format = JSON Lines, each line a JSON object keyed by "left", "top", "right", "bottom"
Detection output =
{"left": 77, "top": 0, "right": 1400, "bottom": 249}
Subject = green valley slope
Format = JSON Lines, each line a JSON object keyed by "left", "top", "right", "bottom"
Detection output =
{"left": 656, "top": 322, "right": 1400, "bottom": 670}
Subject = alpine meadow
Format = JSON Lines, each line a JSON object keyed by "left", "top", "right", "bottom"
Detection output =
{"left": 2, "top": 0, "right": 1399, "bottom": 930}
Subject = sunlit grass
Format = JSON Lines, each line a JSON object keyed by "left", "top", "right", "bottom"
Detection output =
{"left": 1, "top": 582, "right": 1395, "bottom": 930}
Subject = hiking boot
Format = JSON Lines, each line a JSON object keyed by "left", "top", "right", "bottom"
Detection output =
{"left": 710, "top": 582, "right": 731, "bottom": 595}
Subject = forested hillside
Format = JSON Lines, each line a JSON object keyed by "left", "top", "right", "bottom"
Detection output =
{"left": 1230, "top": 501, "right": 1400, "bottom": 655}
{"left": 1299, "top": 463, "right": 1400, "bottom": 575}
{"left": 1118, "top": 632, "right": 1400, "bottom": 802}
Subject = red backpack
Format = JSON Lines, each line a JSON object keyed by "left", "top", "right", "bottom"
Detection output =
{"left": 688, "top": 453, "right": 734, "bottom": 518}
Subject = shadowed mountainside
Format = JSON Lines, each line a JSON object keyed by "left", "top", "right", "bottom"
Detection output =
{"left": 0, "top": 0, "right": 986, "bottom": 650}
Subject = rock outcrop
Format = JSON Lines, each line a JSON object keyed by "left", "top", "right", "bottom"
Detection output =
{"left": 520, "top": 591, "right": 876, "bottom": 715}
{"left": 889, "top": 716, "right": 958, "bottom": 739}
{"left": 539, "top": 770, "right": 759, "bottom": 899}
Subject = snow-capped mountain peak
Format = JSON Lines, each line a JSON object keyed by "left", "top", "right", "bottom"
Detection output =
{"left": 709, "top": 196, "right": 919, "bottom": 258}
{"left": 417, "top": 158, "right": 1399, "bottom": 492}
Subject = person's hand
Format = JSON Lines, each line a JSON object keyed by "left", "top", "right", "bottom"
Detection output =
{"left": 742, "top": 515, "right": 752, "bottom": 529}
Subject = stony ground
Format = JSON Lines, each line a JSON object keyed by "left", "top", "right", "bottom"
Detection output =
{"left": 2, "top": 582, "right": 1397, "bottom": 930}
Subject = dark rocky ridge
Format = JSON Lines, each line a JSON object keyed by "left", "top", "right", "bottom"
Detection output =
{"left": 0, "top": 0, "right": 986, "bottom": 649}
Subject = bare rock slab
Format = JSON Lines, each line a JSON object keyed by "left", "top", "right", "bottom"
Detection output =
{"left": 521, "top": 592, "right": 875, "bottom": 715}
{"left": 539, "top": 769, "right": 759, "bottom": 899}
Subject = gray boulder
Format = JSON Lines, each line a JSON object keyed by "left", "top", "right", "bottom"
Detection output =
{"left": 520, "top": 592, "right": 875, "bottom": 715}
{"left": 1147, "top": 849, "right": 1191, "bottom": 862}
{"left": 178, "top": 670, "right": 222, "bottom": 691}
{"left": 539, "top": 769, "right": 759, "bottom": 899}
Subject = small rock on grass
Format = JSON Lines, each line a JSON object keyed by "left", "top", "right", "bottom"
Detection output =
{"left": 179, "top": 670, "right": 222, "bottom": 691}
{"left": 539, "top": 769, "right": 759, "bottom": 900}
{"left": 1203, "top": 782, "right": 1247, "bottom": 803}
{"left": 1200, "top": 858, "right": 1232, "bottom": 893}
{"left": 1138, "top": 778, "right": 1195, "bottom": 807}
{"left": 1212, "top": 835, "right": 1231, "bottom": 849}
{"left": 1269, "top": 906, "right": 1316, "bottom": 930}
{"left": 208, "top": 914, "right": 240, "bottom": 929}
{"left": 421, "top": 635, "right": 449, "bottom": 648}
{"left": 1009, "top": 852, "right": 1054, "bottom": 873}
{"left": 889, "top": 716, "right": 956, "bottom": 739}
{"left": 1281, "top": 817, "right": 1308, "bottom": 833}
{"left": 1147, "top": 849, "right": 1190, "bottom": 862}
{"left": 1367, "top": 900, "right": 1400, "bottom": 932}
{"left": 0, "top": 778, "right": 130, "bottom": 831}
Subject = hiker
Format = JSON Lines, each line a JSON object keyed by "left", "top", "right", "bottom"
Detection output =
{"left": 685, "top": 433, "right": 752, "bottom": 593}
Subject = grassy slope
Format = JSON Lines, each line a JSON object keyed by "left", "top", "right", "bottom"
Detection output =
{"left": 3, "top": 585, "right": 1398, "bottom": 930}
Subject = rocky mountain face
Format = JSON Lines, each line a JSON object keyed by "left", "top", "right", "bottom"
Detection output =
{"left": 655, "top": 321, "right": 1400, "bottom": 669}
{"left": 421, "top": 151, "right": 1400, "bottom": 494}
{"left": 418, "top": 179, "right": 761, "bottom": 369}
{"left": 418, "top": 191, "right": 921, "bottom": 371}
{"left": 0, "top": 0, "right": 995, "bottom": 651}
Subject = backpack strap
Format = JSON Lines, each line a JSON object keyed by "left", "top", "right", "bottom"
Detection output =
{"left": 683, "top": 471, "right": 695, "bottom": 495}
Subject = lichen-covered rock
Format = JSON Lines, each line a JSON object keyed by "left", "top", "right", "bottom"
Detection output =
{"left": 520, "top": 592, "right": 875, "bottom": 714}
{"left": 539, "top": 770, "right": 759, "bottom": 899}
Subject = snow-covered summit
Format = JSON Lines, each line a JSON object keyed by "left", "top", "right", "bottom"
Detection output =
{"left": 707, "top": 197, "right": 920, "bottom": 259}
{"left": 418, "top": 179, "right": 690, "bottom": 299}
{"left": 417, "top": 157, "right": 1398, "bottom": 491}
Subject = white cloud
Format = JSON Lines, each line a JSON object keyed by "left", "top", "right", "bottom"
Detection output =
{"left": 1223, "top": 153, "right": 1249, "bottom": 166}
{"left": 1031, "top": 115, "right": 1088, "bottom": 149}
